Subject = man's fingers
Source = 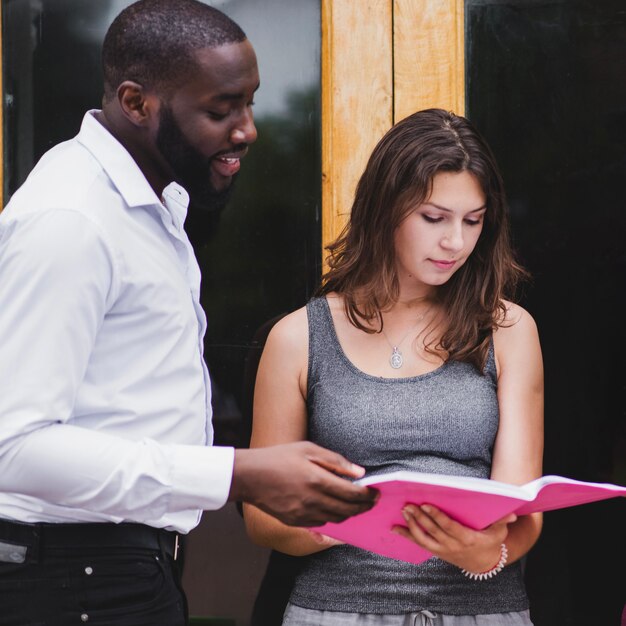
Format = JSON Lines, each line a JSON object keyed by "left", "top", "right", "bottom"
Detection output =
{"left": 306, "top": 443, "right": 367, "bottom": 479}
{"left": 305, "top": 485, "right": 377, "bottom": 523}
{"left": 311, "top": 464, "right": 378, "bottom": 506}
{"left": 278, "top": 459, "right": 377, "bottom": 525}
{"left": 275, "top": 491, "right": 375, "bottom": 527}
{"left": 233, "top": 442, "right": 377, "bottom": 527}
{"left": 305, "top": 444, "right": 378, "bottom": 503}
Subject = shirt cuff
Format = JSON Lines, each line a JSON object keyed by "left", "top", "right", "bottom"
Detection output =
{"left": 169, "top": 445, "right": 235, "bottom": 511}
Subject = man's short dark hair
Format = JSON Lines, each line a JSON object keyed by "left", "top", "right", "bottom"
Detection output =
{"left": 102, "top": 0, "right": 247, "bottom": 100}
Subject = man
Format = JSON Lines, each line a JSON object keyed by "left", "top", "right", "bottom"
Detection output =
{"left": 0, "top": 1, "right": 375, "bottom": 624}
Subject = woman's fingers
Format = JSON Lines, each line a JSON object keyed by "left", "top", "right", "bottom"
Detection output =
{"left": 402, "top": 504, "right": 469, "bottom": 544}
{"left": 307, "top": 530, "right": 345, "bottom": 548}
{"left": 394, "top": 504, "right": 450, "bottom": 552}
{"left": 393, "top": 504, "right": 517, "bottom": 573}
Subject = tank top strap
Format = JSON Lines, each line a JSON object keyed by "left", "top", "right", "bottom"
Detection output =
{"left": 305, "top": 296, "right": 342, "bottom": 382}
{"left": 483, "top": 336, "right": 497, "bottom": 382}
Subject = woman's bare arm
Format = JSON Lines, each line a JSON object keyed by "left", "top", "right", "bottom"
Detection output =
{"left": 243, "top": 307, "right": 345, "bottom": 555}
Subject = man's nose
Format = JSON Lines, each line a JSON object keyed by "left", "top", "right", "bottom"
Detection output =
{"left": 230, "top": 108, "right": 257, "bottom": 145}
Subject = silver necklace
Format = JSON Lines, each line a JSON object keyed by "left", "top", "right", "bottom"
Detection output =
{"left": 381, "top": 310, "right": 429, "bottom": 369}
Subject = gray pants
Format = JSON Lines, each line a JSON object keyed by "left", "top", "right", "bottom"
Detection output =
{"left": 282, "top": 603, "right": 534, "bottom": 626}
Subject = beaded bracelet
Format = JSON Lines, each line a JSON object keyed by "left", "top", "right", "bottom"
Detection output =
{"left": 460, "top": 543, "right": 508, "bottom": 581}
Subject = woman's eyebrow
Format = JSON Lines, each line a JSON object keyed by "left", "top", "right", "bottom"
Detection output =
{"left": 423, "top": 202, "right": 487, "bottom": 213}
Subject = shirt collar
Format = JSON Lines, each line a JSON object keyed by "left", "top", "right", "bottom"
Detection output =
{"left": 162, "top": 183, "right": 190, "bottom": 231}
{"left": 76, "top": 110, "right": 189, "bottom": 223}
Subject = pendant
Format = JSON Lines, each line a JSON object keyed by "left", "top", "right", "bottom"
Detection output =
{"left": 390, "top": 347, "right": 403, "bottom": 369}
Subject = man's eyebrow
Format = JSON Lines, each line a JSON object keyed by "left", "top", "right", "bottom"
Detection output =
{"left": 424, "top": 202, "right": 487, "bottom": 213}
{"left": 213, "top": 82, "right": 260, "bottom": 102}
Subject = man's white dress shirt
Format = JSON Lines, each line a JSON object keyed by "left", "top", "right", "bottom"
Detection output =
{"left": 0, "top": 111, "right": 234, "bottom": 533}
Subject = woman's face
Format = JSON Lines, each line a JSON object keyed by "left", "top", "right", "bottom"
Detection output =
{"left": 393, "top": 170, "right": 487, "bottom": 295}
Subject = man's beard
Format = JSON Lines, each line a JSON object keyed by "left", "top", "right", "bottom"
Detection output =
{"left": 156, "top": 105, "right": 236, "bottom": 213}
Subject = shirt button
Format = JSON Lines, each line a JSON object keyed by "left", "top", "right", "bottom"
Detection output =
{"left": 84, "top": 566, "right": 93, "bottom": 575}
{"left": 80, "top": 614, "right": 89, "bottom": 622}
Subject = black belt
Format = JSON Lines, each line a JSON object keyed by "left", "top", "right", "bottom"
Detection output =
{"left": 0, "top": 518, "right": 179, "bottom": 564}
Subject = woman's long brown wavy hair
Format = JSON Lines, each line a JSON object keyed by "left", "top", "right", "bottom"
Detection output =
{"left": 318, "top": 108, "right": 528, "bottom": 370}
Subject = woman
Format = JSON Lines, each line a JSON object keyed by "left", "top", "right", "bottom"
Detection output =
{"left": 244, "top": 109, "right": 544, "bottom": 625}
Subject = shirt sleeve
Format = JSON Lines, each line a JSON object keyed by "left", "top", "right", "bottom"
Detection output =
{"left": 0, "top": 209, "right": 234, "bottom": 520}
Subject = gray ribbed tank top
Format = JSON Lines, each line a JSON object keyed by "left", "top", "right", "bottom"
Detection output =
{"left": 289, "top": 297, "right": 529, "bottom": 615}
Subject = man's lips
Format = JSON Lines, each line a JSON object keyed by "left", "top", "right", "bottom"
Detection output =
{"left": 211, "top": 148, "right": 248, "bottom": 178}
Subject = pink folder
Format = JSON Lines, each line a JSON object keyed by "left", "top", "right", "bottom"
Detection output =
{"left": 313, "top": 472, "right": 626, "bottom": 564}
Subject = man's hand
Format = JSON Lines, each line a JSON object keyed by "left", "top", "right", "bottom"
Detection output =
{"left": 229, "top": 442, "right": 377, "bottom": 526}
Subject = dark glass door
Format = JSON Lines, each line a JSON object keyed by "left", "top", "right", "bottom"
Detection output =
{"left": 466, "top": 2, "right": 626, "bottom": 624}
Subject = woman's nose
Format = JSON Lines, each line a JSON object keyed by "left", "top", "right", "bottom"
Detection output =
{"left": 441, "top": 225, "right": 464, "bottom": 251}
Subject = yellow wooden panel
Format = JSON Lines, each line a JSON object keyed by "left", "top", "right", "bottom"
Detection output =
{"left": 321, "top": 0, "right": 393, "bottom": 254}
{"left": 393, "top": 0, "right": 465, "bottom": 121}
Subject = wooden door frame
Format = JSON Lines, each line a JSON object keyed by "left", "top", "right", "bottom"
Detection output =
{"left": 321, "top": 0, "right": 465, "bottom": 256}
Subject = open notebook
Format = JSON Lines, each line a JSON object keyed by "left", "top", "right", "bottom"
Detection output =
{"left": 313, "top": 472, "right": 626, "bottom": 564}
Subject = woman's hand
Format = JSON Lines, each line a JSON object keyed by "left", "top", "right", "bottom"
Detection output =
{"left": 392, "top": 504, "right": 516, "bottom": 573}
{"left": 307, "top": 530, "right": 345, "bottom": 549}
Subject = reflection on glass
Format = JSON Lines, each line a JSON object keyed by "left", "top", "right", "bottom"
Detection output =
{"left": 466, "top": 2, "right": 626, "bottom": 625}
{"left": 195, "top": 0, "right": 321, "bottom": 450}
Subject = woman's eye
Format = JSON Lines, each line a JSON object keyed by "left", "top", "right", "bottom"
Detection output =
{"left": 207, "top": 111, "right": 228, "bottom": 121}
{"left": 422, "top": 215, "right": 443, "bottom": 223}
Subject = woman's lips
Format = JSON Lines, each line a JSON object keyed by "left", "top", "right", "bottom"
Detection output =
{"left": 430, "top": 259, "right": 456, "bottom": 270}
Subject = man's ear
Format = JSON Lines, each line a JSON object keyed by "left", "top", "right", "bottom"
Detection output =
{"left": 117, "top": 81, "right": 159, "bottom": 127}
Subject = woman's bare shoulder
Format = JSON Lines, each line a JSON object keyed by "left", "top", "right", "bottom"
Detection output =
{"left": 497, "top": 300, "right": 538, "bottom": 335}
{"left": 266, "top": 305, "right": 309, "bottom": 348}
{"left": 493, "top": 300, "right": 542, "bottom": 369}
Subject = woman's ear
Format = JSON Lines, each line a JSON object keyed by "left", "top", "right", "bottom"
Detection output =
{"left": 116, "top": 81, "right": 158, "bottom": 127}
